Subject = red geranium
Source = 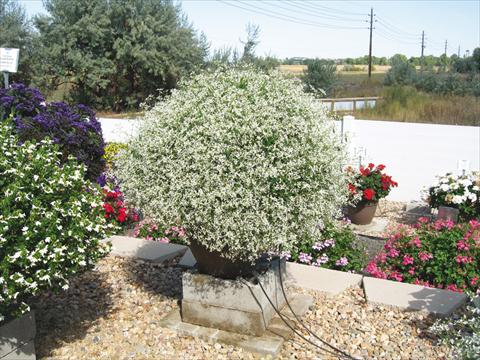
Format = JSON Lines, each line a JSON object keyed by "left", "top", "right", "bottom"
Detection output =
{"left": 101, "top": 187, "right": 139, "bottom": 228}
{"left": 347, "top": 163, "right": 397, "bottom": 203}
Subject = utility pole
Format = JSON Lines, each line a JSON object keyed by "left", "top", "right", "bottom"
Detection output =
{"left": 458, "top": 45, "right": 460, "bottom": 57}
{"left": 367, "top": 8, "right": 374, "bottom": 79}
{"left": 420, "top": 30, "right": 425, "bottom": 68}
{"left": 444, "top": 40, "right": 448, "bottom": 56}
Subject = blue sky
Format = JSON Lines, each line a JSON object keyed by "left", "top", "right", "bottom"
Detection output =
{"left": 20, "top": 0, "right": 479, "bottom": 59}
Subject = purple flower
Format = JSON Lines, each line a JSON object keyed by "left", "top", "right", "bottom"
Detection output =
{"left": 312, "top": 241, "right": 324, "bottom": 251}
{"left": 299, "top": 252, "right": 312, "bottom": 264}
{"left": 323, "top": 238, "right": 335, "bottom": 248}
{"left": 279, "top": 251, "right": 291, "bottom": 260}
{"left": 335, "top": 257, "right": 349, "bottom": 266}
{"left": 313, "top": 254, "right": 329, "bottom": 266}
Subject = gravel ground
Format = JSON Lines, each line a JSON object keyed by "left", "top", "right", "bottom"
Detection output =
{"left": 33, "top": 255, "right": 450, "bottom": 360}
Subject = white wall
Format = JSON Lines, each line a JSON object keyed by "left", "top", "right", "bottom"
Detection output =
{"left": 339, "top": 118, "right": 480, "bottom": 201}
{"left": 99, "top": 117, "right": 480, "bottom": 202}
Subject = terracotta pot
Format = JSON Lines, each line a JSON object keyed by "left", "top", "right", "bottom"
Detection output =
{"left": 189, "top": 240, "right": 255, "bottom": 279}
{"left": 348, "top": 200, "right": 378, "bottom": 225}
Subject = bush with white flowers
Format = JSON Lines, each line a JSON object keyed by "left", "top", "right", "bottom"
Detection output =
{"left": 116, "top": 67, "right": 348, "bottom": 262}
{"left": 425, "top": 172, "right": 480, "bottom": 221}
{"left": 0, "top": 120, "right": 112, "bottom": 323}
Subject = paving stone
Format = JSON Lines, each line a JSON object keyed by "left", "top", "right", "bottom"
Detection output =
{"left": 159, "top": 308, "right": 284, "bottom": 357}
{"left": 350, "top": 217, "right": 389, "bottom": 235}
{"left": 177, "top": 249, "right": 197, "bottom": 268}
{"left": 363, "top": 276, "right": 467, "bottom": 315}
{"left": 107, "top": 235, "right": 187, "bottom": 262}
{"left": 0, "top": 312, "right": 36, "bottom": 359}
{"left": 286, "top": 262, "right": 362, "bottom": 296}
{"left": 2, "top": 341, "right": 36, "bottom": 360}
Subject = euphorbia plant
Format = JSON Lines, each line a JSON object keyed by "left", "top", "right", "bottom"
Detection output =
{"left": 347, "top": 163, "right": 398, "bottom": 203}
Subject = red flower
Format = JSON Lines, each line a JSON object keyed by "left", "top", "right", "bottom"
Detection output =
{"left": 360, "top": 166, "right": 370, "bottom": 176}
{"left": 117, "top": 208, "right": 127, "bottom": 223}
{"left": 103, "top": 203, "right": 114, "bottom": 214}
{"left": 348, "top": 183, "right": 356, "bottom": 194}
{"left": 376, "top": 164, "right": 385, "bottom": 171}
{"left": 368, "top": 163, "right": 375, "bottom": 169}
{"left": 106, "top": 191, "right": 118, "bottom": 199}
{"left": 363, "top": 188, "right": 376, "bottom": 201}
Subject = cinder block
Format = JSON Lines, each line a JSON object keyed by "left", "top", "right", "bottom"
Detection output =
{"left": 286, "top": 262, "right": 362, "bottom": 295}
{"left": 108, "top": 235, "right": 187, "bottom": 262}
{"left": 363, "top": 277, "right": 467, "bottom": 315}
{"left": 181, "top": 266, "right": 287, "bottom": 336}
{"left": 0, "top": 312, "right": 36, "bottom": 359}
{"left": 178, "top": 249, "right": 197, "bottom": 268}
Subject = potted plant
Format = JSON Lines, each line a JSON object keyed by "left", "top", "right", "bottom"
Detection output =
{"left": 116, "top": 67, "right": 350, "bottom": 279}
{"left": 346, "top": 163, "right": 398, "bottom": 225}
{"left": 424, "top": 172, "right": 480, "bottom": 222}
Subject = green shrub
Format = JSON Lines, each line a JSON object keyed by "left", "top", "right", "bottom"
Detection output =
{"left": 303, "top": 60, "right": 338, "bottom": 96}
{"left": 116, "top": 67, "right": 348, "bottom": 263}
{"left": 289, "top": 222, "right": 367, "bottom": 273}
{"left": 384, "top": 60, "right": 416, "bottom": 86}
{"left": 0, "top": 120, "right": 112, "bottom": 323}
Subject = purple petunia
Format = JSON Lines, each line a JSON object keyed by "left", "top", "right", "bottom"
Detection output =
{"left": 299, "top": 252, "right": 313, "bottom": 264}
{"left": 335, "top": 257, "right": 349, "bottom": 266}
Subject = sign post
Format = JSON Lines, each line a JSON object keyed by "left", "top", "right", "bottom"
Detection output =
{"left": 0, "top": 48, "right": 20, "bottom": 89}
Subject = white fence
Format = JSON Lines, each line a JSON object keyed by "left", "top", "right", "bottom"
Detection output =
{"left": 99, "top": 116, "right": 480, "bottom": 202}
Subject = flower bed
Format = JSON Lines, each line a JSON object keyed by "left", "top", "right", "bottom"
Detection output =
{"left": 288, "top": 222, "right": 367, "bottom": 273}
{"left": 425, "top": 171, "right": 480, "bottom": 221}
{"left": 133, "top": 220, "right": 187, "bottom": 245}
{"left": 366, "top": 218, "right": 480, "bottom": 293}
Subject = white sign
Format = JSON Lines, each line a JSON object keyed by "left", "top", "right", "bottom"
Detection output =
{"left": 0, "top": 48, "right": 20, "bottom": 73}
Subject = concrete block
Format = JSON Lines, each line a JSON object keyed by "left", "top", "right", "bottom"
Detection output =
{"left": 0, "top": 312, "right": 36, "bottom": 360}
{"left": 181, "top": 266, "right": 287, "bottom": 336}
{"left": 160, "top": 308, "right": 284, "bottom": 357}
{"left": 363, "top": 277, "right": 467, "bottom": 315}
{"left": 108, "top": 236, "right": 187, "bottom": 262}
{"left": 405, "top": 201, "right": 430, "bottom": 215}
{"left": 178, "top": 249, "right": 197, "bottom": 268}
{"left": 286, "top": 262, "right": 362, "bottom": 296}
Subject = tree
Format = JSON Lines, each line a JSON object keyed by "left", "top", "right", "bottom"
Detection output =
{"left": 240, "top": 23, "right": 260, "bottom": 63}
{"left": 303, "top": 59, "right": 337, "bottom": 97}
{"left": 33, "top": 0, "right": 207, "bottom": 111}
{"left": 0, "top": 0, "right": 34, "bottom": 84}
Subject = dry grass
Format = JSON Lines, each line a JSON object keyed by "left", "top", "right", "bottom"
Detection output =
{"left": 278, "top": 64, "right": 390, "bottom": 75}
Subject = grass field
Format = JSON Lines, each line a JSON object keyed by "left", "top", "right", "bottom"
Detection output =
{"left": 278, "top": 64, "right": 391, "bottom": 75}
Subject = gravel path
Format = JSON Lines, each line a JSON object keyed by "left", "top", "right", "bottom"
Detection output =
{"left": 33, "top": 256, "right": 450, "bottom": 360}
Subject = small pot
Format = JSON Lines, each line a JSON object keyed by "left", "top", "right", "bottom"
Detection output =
{"left": 348, "top": 200, "right": 378, "bottom": 225}
{"left": 189, "top": 240, "right": 255, "bottom": 279}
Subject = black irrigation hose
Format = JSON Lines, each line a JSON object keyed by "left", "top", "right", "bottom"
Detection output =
{"left": 251, "top": 271, "right": 359, "bottom": 360}
{"left": 278, "top": 266, "right": 359, "bottom": 360}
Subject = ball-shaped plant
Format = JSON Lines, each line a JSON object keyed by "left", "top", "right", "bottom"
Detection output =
{"left": 116, "top": 67, "right": 348, "bottom": 262}
{"left": 0, "top": 120, "right": 112, "bottom": 322}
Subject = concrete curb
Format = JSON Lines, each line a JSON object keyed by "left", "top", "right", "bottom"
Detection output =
{"left": 285, "top": 262, "right": 362, "bottom": 296}
{"left": 0, "top": 311, "right": 36, "bottom": 359}
{"left": 107, "top": 235, "right": 188, "bottom": 262}
{"left": 363, "top": 277, "right": 467, "bottom": 315}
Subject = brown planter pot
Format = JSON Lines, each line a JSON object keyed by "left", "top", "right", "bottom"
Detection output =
{"left": 189, "top": 240, "right": 255, "bottom": 279}
{"left": 348, "top": 200, "right": 378, "bottom": 225}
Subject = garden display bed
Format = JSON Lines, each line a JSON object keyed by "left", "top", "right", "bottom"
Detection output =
{"left": 31, "top": 255, "right": 452, "bottom": 359}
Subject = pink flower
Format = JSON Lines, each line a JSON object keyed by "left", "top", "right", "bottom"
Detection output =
{"left": 446, "top": 284, "right": 463, "bottom": 293}
{"left": 418, "top": 216, "right": 430, "bottom": 224}
{"left": 178, "top": 228, "right": 186, "bottom": 237}
{"left": 457, "top": 241, "right": 470, "bottom": 251}
{"left": 418, "top": 252, "right": 433, "bottom": 262}
{"left": 365, "top": 262, "right": 387, "bottom": 279}
{"left": 470, "top": 277, "right": 478, "bottom": 286}
{"left": 410, "top": 236, "right": 422, "bottom": 248}
{"left": 456, "top": 255, "right": 472, "bottom": 264}
{"left": 389, "top": 271, "right": 403, "bottom": 282}
{"left": 387, "top": 248, "right": 400, "bottom": 258}
{"left": 469, "top": 219, "right": 480, "bottom": 229}
{"left": 158, "top": 237, "right": 170, "bottom": 243}
{"left": 146, "top": 235, "right": 153, "bottom": 241}
{"left": 408, "top": 267, "right": 416, "bottom": 275}
{"left": 402, "top": 255, "right": 414, "bottom": 266}
{"left": 299, "top": 252, "right": 312, "bottom": 264}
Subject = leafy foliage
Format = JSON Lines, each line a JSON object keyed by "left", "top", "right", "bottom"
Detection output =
{"left": 0, "top": 120, "right": 112, "bottom": 323}
{"left": 0, "top": 83, "right": 105, "bottom": 180}
{"left": 303, "top": 60, "right": 338, "bottom": 96}
{"left": 116, "top": 67, "right": 349, "bottom": 262}
{"left": 425, "top": 172, "right": 480, "bottom": 221}
{"left": 289, "top": 221, "right": 367, "bottom": 273}
{"left": 366, "top": 219, "right": 480, "bottom": 293}
{"left": 33, "top": 0, "right": 208, "bottom": 111}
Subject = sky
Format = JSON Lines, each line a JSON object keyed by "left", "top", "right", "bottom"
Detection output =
{"left": 19, "top": 0, "right": 480, "bottom": 59}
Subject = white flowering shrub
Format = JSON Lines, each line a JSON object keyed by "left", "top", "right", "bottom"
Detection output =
{"left": 430, "top": 297, "right": 480, "bottom": 359}
{"left": 117, "top": 67, "right": 348, "bottom": 262}
{"left": 425, "top": 172, "right": 480, "bottom": 221}
{"left": 0, "top": 120, "right": 112, "bottom": 323}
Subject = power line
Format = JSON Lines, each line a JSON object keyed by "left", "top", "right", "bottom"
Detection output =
{"left": 300, "top": 0, "right": 366, "bottom": 16}
{"left": 279, "top": 1, "right": 365, "bottom": 22}
{"left": 217, "top": 0, "right": 366, "bottom": 30}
